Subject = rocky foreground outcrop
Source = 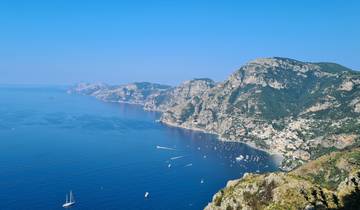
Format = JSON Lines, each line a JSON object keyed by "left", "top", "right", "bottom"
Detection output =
{"left": 205, "top": 147, "right": 360, "bottom": 210}
{"left": 69, "top": 57, "right": 360, "bottom": 170}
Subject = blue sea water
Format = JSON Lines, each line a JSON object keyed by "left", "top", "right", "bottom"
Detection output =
{"left": 0, "top": 86, "right": 278, "bottom": 210}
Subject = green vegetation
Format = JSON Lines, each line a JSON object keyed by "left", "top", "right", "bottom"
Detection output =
{"left": 315, "top": 62, "right": 353, "bottom": 73}
{"left": 206, "top": 148, "right": 360, "bottom": 210}
{"left": 179, "top": 103, "right": 195, "bottom": 122}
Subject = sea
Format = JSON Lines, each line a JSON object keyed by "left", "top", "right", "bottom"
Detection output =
{"left": 0, "top": 85, "right": 278, "bottom": 210}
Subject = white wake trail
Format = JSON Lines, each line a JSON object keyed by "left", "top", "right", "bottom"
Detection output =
{"left": 156, "top": 145, "right": 177, "bottom": 151}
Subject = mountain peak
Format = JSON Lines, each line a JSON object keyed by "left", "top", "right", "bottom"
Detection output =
{"left": 247, "top": 57, "right": 305, "bottom": 67}
{"left": 181, "top": 78, "right": 215, "bottom": 86}
{"left": 247, "top": 57, "right": 356, "bottom": 74}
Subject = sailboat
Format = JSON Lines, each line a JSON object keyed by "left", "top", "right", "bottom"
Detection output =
{"left": 62, "top": 190, "right": 75, "bottom": 208}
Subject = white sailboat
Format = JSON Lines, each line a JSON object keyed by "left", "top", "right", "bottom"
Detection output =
{"left": 62, "top": 190, "right": 75, "bottom": 208}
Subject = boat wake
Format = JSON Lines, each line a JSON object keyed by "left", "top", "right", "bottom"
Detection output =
{"left": 170, "top": 156, "right": 184, "bottom": 160}
{"left": 156, "top": 146, "right": 176, "bottom": 151}
{"left": 184, "top": 163, "right": 193, "bottom": 167}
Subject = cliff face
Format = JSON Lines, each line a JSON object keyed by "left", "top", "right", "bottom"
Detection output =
{"left": 69, "top": 57, "right": 360, "bottom": 170}
{"left": 205, "top": 148, "right": 360, "bottom": 210}
{"left": 160, "top": 58, "right": 360, "bottom": 170}
{"left": 144, "top": 78, "right": 215, "bottom": 111}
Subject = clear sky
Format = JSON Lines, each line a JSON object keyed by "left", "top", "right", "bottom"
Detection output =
{"left": 0, "top": 0, "right": 359, "bottom": 85}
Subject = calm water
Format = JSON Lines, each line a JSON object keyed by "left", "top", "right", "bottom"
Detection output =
{"left": 0, "top": 86, "right": 278, "bottom": 210}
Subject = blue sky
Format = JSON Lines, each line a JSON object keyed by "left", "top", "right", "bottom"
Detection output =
{"left": 0, "top": 0, "right": 359, "bottom": 85}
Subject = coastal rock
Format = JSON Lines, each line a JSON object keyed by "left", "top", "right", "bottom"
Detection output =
{"left": 160, "top": 58, "right": 360, "bottom": 170}
{"left": 69, "top": 57, "right": 360, "bottom": 170}
{"left": 205, "top": 148, "right": 360, "bottom": 210}
{"left": 70, "top": 82, "right": 171, "bottom": 105}
{"left": 144, "top": 78, "right": 215, "bottom": 111}
{"left": 68, "top": 82, "right": 108, "bottom": 95}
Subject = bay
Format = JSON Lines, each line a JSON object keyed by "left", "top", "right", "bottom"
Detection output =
{"left": 0, "top": 86, "right": 278, "bottom": 210}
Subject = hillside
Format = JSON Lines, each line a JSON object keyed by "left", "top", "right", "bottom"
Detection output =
{"left": 204, "top": 147, "right": 360, "bottom": 210}
{"left": 69, "top": 57, "right": 360, "bottom": 170}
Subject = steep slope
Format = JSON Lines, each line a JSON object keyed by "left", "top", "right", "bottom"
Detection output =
{"left": 144, "top": 78, "right": 215, "bottom": 111}
{"left": 69, "top": 57, "right": 360, "bottom": 170}
{"left": 205, "top": 147, "right": 360, "bottom": 210}
{"left": 160, "top": 58, "right": 360, "bottom": 170}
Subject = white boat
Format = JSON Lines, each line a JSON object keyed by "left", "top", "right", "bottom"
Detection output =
{"left": 144, "top": 192, "right": 149, "bottom": 198}
{"left": 62, "top": 190, "right": 75, "bottom": 208}
{"left": 236, "top": 155, "right": 244, "bottom": 162}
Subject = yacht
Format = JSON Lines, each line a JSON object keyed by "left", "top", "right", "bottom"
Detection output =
{"left": 62, "top": 190, "right": 75, "bottom": 208}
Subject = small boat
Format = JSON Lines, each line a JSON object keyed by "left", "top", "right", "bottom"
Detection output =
{"left": 144, "top": 192, "right": 149, "bottom": 198}
{"left": 62, "top": 190, "right": 75, "bottom": 208}
{"left": 236, "top": 155, "right": 244, "bottom": 162}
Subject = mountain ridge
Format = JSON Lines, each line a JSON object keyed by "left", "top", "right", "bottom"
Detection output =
{"left": 69, "top": 57, "right": 360, "bottom": 171}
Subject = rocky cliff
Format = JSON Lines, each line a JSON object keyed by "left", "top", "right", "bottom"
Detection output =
{"left": 205, "top": 147, "right": 360, "bottom": 210}
{"left": 69, "top": 79, "right": 216, "bottom": 112}
{"left": 144, "top": 78, "right": 215, "bottom": 111}
{"left": 160, "top": 58, "right": 360, "bottom": 170}
{"left": 69, "top": 57, "right": 360, "bottom": 170}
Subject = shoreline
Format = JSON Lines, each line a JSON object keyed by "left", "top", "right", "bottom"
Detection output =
{"left": 72, "top": 94, "right": 285, "bottom": 168}
{"left": 159, "top": 119, "right": 284, "bottom": 167}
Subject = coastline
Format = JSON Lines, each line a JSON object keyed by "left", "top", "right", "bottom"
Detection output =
{"left": 159, "top": 119, "right": 284, "bottom": 167}
{"left": 70, "top": 91, "right": 285, "bottom": 169}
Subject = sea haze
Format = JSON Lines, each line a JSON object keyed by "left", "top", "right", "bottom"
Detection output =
{"left": 0, "top": 86, "right": 278, "bottom": 210}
